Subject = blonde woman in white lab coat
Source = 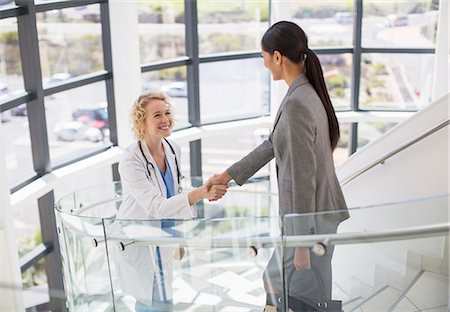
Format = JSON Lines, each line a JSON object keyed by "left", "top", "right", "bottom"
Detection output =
{"left": 114, "top": 91, "right": 227, "bottom": 311}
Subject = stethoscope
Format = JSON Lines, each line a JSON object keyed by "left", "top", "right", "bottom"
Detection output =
{"left": 138, "top": 138, "right": 183, "bottom": 193}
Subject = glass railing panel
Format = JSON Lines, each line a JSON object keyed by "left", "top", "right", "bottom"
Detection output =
{"left": 55, "top": 211, "right": 114, "bottom": 311}
{"left": 281, "top": 195, "right": 449, "bottom": 312}
{"left": 56, "top": 182, "right": 122, "bottom": 218}
{"left": 105, "top": 216, "right": 282, "bottom": 311}
{"left": 55, "top": 181, "right": 448, "bottom": 312}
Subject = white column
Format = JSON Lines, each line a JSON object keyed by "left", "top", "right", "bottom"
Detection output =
{"left": 0, "top": 123, "right": 24, "bottom": 311}
{"left": 108, "top": 0, "right": 142, "bottom": 148}
{"left": 268, "top": 2, "right": 292, "bottom": 215}
{"left": 432, "top": 0, "right": 449, "bottom": 101}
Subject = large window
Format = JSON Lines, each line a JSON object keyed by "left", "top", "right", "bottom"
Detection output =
{"left": 199, "top": 58, "right": 269, "bottom": 124}
{"left": 360, "top": 53, "right": 434, "bottom": 110}
{"left": 362, "top": 0, "right": 438, "bottom": 48}
{"left": 286, "top": 1, "right": 354, "bottom": 48}
{"left": 197, "top": 0, "right": 269, "bottom": 55}
{"left": 37, "top": 4, "right": 104, "bottom": 81}
{"left": 1, "top": 106, "right": 34, "bottom": 187}
{"left": 138, "top": 0, "right": 185, "bottom": 63}
{"left": 0, "top": 18, "right": 24, "bottom": 99}
{"left": 45, "top": 82, "right": 110, "bottom": 165}
{"left": 201, "top": 127, "right": 271, "bottom": 177}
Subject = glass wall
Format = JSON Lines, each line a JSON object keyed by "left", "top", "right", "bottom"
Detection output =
{"left": 137, "top": 0, "right": 186, "bottom": 63}
{"left": 0, "top": 18, "right": 24, "bottom": 99}
{"left": 36, "top": 4, "right": 104, "bottom": 82}
{"left": 45, "top": 82, "right": 110, "bottom": 165}
{"left": 284, "top": 1, "right": 354, "bottom": 47}
{"left": 199, "top": 58, "right": 269, "bottom": 123}
{"left": 197, "top": 0, "right": 269, "bottom": 54}
{"left": 201, "top": 127, "right": 271, "bottom": 177}
{"left": 360, "top": 53, "right": 434, "bottom": 110}
{"left": 362, "top": 0, "right": 438, "bottom": 48}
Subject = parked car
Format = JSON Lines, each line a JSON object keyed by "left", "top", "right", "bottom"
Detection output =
{"left": 54, "top": 120, "right": 103, "bottom": 142}
{"left": 335, "top": 12, "right": 353, "bottom": 24}
{"left": 385, "top": 14, "right": 408, "bottom": 27}
{"left": 0, "top": 110, "right": 12, "bottom": 123}
{"left": 72, "top": 107, "right": 108, "bottom": 131}
{"left": 43, "top": 72, "right": 72, "bottom": 86}
{"left": 161, "top": 82, "right": 188, "bottom": 98}
{"left": 11, "top": 104, "right": 27, "bottom": 116}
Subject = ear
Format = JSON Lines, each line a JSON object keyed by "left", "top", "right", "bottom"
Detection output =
{"left": 273, "top": 50, "right": 282, "bottom": 64}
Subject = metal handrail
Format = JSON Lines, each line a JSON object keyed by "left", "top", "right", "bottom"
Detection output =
{"left": 106, "top": 222, "right": 450, "bottom": 249}
{"left": 340, "top": 118, "right": 449, "bottom": 186}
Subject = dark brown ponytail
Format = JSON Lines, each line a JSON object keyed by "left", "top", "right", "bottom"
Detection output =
{"left": 261, "top": 21, "right": 340, "bottom": 150}
{"left": 304, "top": 49, "right": 340, "bottom": 150}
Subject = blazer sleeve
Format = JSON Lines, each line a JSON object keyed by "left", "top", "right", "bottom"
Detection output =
{"left": 227, "top": 138, "right": 275, "bottom": 186}
{"left": 284, "top": 98, "right": 317, "bottom": 235}
{"left": 119, "top": 150, "right": 195, "bottom": 220}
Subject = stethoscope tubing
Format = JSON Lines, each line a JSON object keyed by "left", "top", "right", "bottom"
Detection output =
{"left": 138, "top": 139, "right": 183, "bottom": 194}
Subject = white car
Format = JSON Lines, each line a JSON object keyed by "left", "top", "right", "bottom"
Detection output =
{"left": 161, "top": 82, "right": 187, "bottom": 98}
{"left": 54, "top": 120, "right": 103, "bottom": 142}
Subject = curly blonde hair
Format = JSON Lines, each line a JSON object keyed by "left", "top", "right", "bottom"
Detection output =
{"left": 130, "top": 91, "right": 172, "bottom": 140}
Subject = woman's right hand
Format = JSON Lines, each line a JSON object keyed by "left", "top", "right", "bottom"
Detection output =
{"left": 187, "top": 174, "right": 228, "bottom": 205}
{"left": 202, "top": 175, "right": 228, "bottom": 201}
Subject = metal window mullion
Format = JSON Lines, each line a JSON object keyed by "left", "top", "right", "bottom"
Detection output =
{"left": 34, "top": 0, "right": 106, "bottom": 13}
{"left": 0, "top": 6, "right": 27, "bottom": 19}
{"left": 351, "top": 0, "right": 363, "bottom": 112}
{"left": 185, "top": 0, "right": 200, "bottom": 126}
{"left": 100, "top": 1, "right": 118, "bottom": 145}
{"left": 349, "top": 0, "right": 363, "bottom": 157}
{"left": 185, "top": 0, "right": 203, "bottom": 182}
{"left": 16, "top": 0, "right": 50, "bottom": 175}
{"left": 38, "top": 191, "right": 67, "bottom": 311}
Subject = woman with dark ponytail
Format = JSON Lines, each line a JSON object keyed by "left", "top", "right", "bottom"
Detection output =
{"left": 210, "top": 21, "right": 349, "bottom": 311}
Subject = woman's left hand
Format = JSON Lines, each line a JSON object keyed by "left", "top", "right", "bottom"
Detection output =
{"left": 294, "top": 247, "right": 311, "bottom": 270}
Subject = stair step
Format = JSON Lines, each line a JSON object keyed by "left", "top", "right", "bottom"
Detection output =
{"left": 404, "top": 271, "right": 448, "bottom": 311}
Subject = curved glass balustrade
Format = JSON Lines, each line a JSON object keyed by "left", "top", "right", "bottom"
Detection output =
{"left": 55, "top": 182, "right": 449, "bottom": 311}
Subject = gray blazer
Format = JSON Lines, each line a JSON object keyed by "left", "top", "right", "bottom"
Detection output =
{"left": 228, "top": 74, "right": 349, "bottom": 235}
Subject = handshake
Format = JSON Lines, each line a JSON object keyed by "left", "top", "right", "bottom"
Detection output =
{"left": 202, "top": 171, "right": 232, "bottom": 201}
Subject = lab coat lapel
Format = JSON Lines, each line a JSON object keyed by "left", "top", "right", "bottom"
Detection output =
{"left": 140, "top": 140, "right": 167, "bottom": 197}
{"left": 162, "top": 139, "right": 179, "bottom": 194}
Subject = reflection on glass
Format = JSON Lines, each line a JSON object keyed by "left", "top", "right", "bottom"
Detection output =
{"left": 36, "top": 4, "right": 104, "bottom": 83}
{"left": 275, "top": 1, "right": 354, "bottom": 47}
{"left": 319, "top": 53, "right": 352, "bottom": 110}
{"left": 334, "top": 122, "right": 349, "bottom": 167}
{"left": 0, "top": 18, "right": 24, "bottom": 99}
{"left": 1, "top": 107, "right": 34, "bottom": 187}
{"left": 357, "top": 121, "right": 397, "bottom": 149}
{"left": 138, "top": 0, "right": 185, "bottom": 63}
{"left": 141, "top": 67, "right": 190, "bottom": 129}
{"left": 362, "top": 0, "right": 439, "bottom": 48}
{"left": 200, "top": 58, "right": 269, "bottom": 123}
{"left": 197, "top": 1, "right": 269, "bottom": 54}
{"left": 45, "top": 82, "right": 110, "bottom": 165}
{"left": 360, "top": 53, "right": 434, "bottom": 110}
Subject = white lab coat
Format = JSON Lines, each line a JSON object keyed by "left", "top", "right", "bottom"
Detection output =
{"left": 113, "top": 139, "right": 196, "bottom": 306}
